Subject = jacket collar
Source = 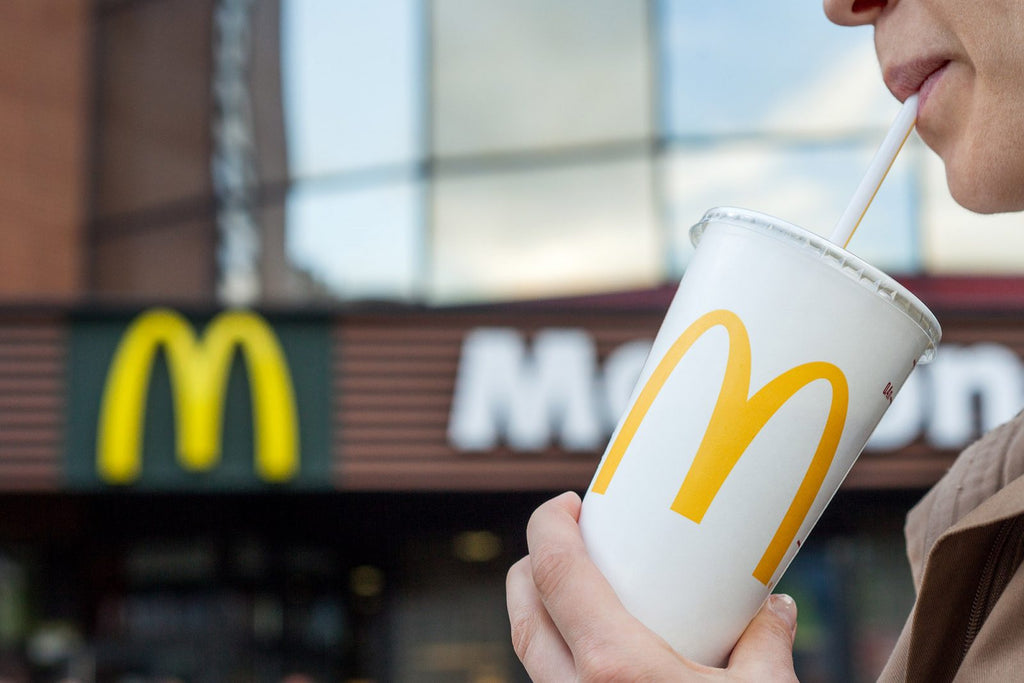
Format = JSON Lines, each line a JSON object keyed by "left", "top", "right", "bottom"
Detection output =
{"left": 904, "top": 410, "right": 1024, "bottom": 587}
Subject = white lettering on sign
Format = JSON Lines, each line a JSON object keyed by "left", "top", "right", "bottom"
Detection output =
{"left": 869, "top": 342, "right": 1024, "bottom": 451}
{"left": 447, "top": 328, "right": 1024, "bottom": 454}
{"left": 447, "top": 329, "right": 650, "bottom": 451}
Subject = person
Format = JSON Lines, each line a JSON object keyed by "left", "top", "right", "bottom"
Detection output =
{"left": 506, "top": 0, "right": 1024, "bottom": 680}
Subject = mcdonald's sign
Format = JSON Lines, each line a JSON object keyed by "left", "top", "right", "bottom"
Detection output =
{"left": 590, "top": 309, "right": 849, "bottom": 585}
{"left": 67, "top": 309, "right": 331, "bottom": 490}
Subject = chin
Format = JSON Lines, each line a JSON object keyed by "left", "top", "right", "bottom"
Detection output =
{"left": 946, "top": 163, "right": 1024, "bottom": 215}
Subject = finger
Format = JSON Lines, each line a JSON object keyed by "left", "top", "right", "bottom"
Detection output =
{"left": 727, "top": 594, "right": 798, "bottom": 681}
{"left": 525, "top": 492, "right": 647, "bottom": 662}
{"left": 506, "top": 556, "right": 576, "bottom": 681}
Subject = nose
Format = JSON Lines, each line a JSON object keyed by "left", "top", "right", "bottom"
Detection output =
{"left": 823, "top": 0, "right": 888, "bottom": 26}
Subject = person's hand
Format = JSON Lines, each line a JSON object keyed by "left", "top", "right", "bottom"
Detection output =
{"left": 506, "top": 491, "right": 799, "bottom": 682}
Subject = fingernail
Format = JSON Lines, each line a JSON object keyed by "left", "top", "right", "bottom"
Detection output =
{"left": 768, "top": 594, "right": 798, "bottom": 637}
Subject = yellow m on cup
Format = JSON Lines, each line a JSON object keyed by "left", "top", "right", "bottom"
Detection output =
{"left": 97, "top": 308, "right": 299, "bottom": 484}
{"left": 591, "top": 309, "right": 849, "bottom": 585}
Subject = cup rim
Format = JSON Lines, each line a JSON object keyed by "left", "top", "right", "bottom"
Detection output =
{"left": 690, "top": 206, "right": 942, "bottom": 363}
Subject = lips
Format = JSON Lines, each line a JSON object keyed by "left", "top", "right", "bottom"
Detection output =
{"left": 884, "top": 57, "right": 952, "bottom": 103}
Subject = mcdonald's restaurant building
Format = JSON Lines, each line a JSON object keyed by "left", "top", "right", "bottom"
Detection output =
{"left": 3, "top": 282, "right": 1024, "bottom": 681}
{"left": 6, "top": 2, "right": 1024, "bottom": 682}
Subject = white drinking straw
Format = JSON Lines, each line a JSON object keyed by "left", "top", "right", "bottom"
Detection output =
{"left": 830, "top": 93, "right": 919, "bottom": 249}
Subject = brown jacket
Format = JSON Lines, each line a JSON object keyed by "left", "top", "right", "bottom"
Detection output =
{"left": 879, "top": 410, "right": 1024, "bottom": 682}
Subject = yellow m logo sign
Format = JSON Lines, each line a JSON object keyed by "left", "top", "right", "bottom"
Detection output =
{"left": 591, "top": 309, "right": 849, "bottom": 585}
{"left": 97, "top": 309, "right": 299, "bottom": 484}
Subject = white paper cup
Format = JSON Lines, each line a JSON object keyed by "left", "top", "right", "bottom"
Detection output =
{"left": 579, "top": 207, "right": 941, "bottom": 666}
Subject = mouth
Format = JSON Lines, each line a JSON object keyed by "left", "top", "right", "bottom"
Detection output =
{"left": 884, "top": 57, "right": 952, "bottom": 104}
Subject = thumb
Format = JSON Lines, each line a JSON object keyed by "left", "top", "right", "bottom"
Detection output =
{"left": 727, "top": 594, "right": 798, "bottom": 681}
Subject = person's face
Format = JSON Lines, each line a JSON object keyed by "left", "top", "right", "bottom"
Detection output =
{"left": 824, "top": 0, "right": 1024, "bottom": 213}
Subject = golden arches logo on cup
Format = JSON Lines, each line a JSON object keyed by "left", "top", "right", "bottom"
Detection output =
{"left": 590, "top": 308, "right": 849, "bottom": 585}
{"left": 97, "top": 308, "right": 300, "bottom": 484}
